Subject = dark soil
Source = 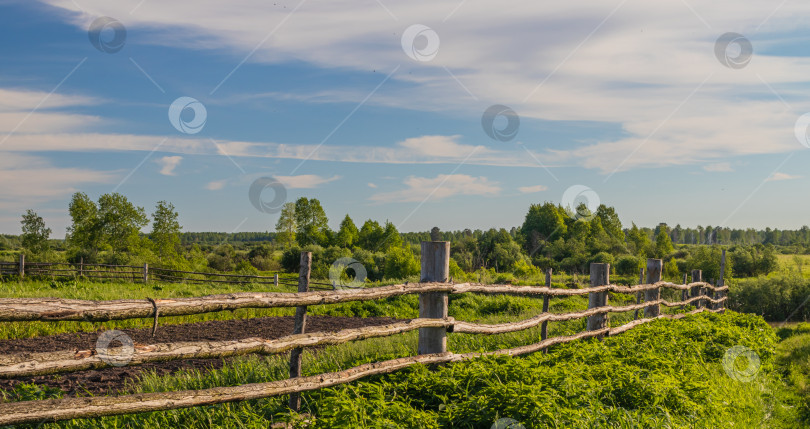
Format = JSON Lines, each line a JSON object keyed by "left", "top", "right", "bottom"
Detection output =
{"left": 0, "top": 316, "right": 404, "bottom": 397}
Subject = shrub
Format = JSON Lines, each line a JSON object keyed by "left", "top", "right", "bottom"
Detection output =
{"left": 615, "top": 255, "right": 641, "bottom": 276}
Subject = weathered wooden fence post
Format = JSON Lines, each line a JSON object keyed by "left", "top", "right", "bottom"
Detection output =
{"left": 681, "top": 272, "right": 688, "bottom": 309}
{"left": 18, "top": 253, "right": 24, "bottom": 280}
{"left": 541, "top": 268, "right": 551, "bottom": 353}
{"left": 143, "top": 263, "right": 149, "bottom": 284}
{"left": 644, "top": 259, "right": 662, "bottom": 318}
{"left": 690, "top": 269, "right": 703, "bottom": 308}
{"left": 587, "top": 263, "right": 610, "bottom": 337}
{"left": 418, "top": 241, "right": 450, "bottom": 355}
{"left": 634, "top": 267, "right": 644, "bottom": 320}
{"left": 79, "top": 257, "right": 84, "bottom": 278}
{"left": 274, "top": 273, "right": 279, "bottom": 288}
{"left": 719, "top": 249, "right": 726, "bottom": 312}
{"left": 288, "top": 251, "right": 311, "bottom": 411}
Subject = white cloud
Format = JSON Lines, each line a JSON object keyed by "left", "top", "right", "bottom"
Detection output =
{"left": 205, "top": 179, "right": 227, "bottom": 190}
{"left": 368, "top": 183, "right": 377, "bottom": 188}
{"left": 369, "top": 174, "right": 500, "bottom": 203}
{"left": 767, "top": 172, "right": 802, "bottom": 182}
{"left": 156, "top": 156, "right": 182, "bottom": 176}
{"left": 274, "top": 174, "right": 341, "bottom": 189}
{"left": 27, "top": 1, "right": 810, "bottom": 172}
{"left": 518, "top": 185, "right": 548, "bottom": 194}
{"left": 0, "top": 153, "right": 116, "bottom": 225}
{"left": 703, "top": 162, "right": 733, "bottom": 172}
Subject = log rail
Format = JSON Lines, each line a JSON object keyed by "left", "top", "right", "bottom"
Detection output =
{"left": 0, "top": 246, "right": 730, "bottom": 426}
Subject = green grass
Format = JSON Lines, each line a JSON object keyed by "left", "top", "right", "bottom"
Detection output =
{"left": 1, "top": 279, "right": 803, "bottom": 428}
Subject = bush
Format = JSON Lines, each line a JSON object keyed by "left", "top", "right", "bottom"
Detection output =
{"left": 281, "top": 246, "right": 303, "bottom": 273}
{"left": 384, "top": 246, "right": 419, "bottom": 280}
{"left": 615, "top": 255, "right": 641, "bottom": 276}
{"left": 729, "top": 273, "right": 810, "bottom": 321}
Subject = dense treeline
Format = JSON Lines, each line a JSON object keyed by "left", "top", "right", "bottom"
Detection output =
{"left": 10, "top": 193, "right": 786, "bottom": 283}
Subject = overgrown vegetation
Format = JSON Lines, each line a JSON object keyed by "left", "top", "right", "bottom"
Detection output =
{"left": 4, "top": 310, "right": 805, "bottom": 428}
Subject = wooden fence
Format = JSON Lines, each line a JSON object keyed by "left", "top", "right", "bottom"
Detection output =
{"left": 0, "top": 254, "right": 327, "bottom": 289}
{"left": 0, "top": 242, "right": 728, "bottom": 426}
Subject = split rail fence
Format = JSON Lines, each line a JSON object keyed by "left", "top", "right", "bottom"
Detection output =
{"left": 0, "top": 254, "right": 335, "bottom": 289}
{"left": 0, "top": 242, "right": 728, "bottom": 426}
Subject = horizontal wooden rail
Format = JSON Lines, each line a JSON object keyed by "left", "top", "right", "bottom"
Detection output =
{"left": 0, "top": 319, "right": 452, "bottom": 378}
{"left": 0, "top": 282, "right": 728, "bottom": 322}
{"left": 0, "top": 294, "right": 727, "bottom": 378}
{"left": 0, "top": 307, "right": 725, "bottom": 426}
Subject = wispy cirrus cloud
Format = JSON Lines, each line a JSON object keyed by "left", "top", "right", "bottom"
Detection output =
{"left": 767, "top": 172, "right": 802, "bottom": 181}
{"left": 518, "top": 185, "right": 548, "bottom": 194}
{"left": 275, "top": 174, "right": 341, "bottom": 188}
{"left": 369, "top": 174, "right": 500, "bottom": 203}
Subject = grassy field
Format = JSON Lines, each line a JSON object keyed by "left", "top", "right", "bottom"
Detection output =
{"left": 0, "top": 278, "right": 806, "bottom": 428}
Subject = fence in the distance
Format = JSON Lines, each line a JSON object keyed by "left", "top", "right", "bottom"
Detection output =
{"left": 0, "top": 254, "right": 327, "bottom": 289}
{"left": 0, "top": 242, "right": 728, "bottom": 426}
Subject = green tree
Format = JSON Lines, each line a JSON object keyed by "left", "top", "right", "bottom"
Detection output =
{"left": 275, "top": 202, "right": 297, "bottom": 248}
{"left": 334, "top": 214, "right": 359, "bottom": 248}
{"left": 151, "top": 201, "right": 181, "bottom": 260}
{"left": 97, "top": 193, "right": 148, "bottom": 255}
{"left": 67, "top": 192, "right": 102, "bottom": 256}
{"left": 358, "top": 220, "right": 384, "bottom": 250}
{"left": 294, "top": 198, "right": 330, "bottom": 247}
{"left": 627, "top": 223, "right": 652, "bottom": 257}
{"left": 654, "top": 230, "right": 674, "bottom": 258}
{"left": 380, "top": 221, "right": 403, "bottom": 251}
{"left": 20, "top": 209, "right": 51, "bottom": 255}
{"left": 521, "top": 202, "right": 567, "bottom": 254}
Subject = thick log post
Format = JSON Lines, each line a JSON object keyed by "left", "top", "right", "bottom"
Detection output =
{"left": 634, "top": 267, "right": 644, "bottom": 320}
{"left": 541, "top": 268, "right": 551, "bottom": 353}
{"left": 288, "top": 251, "right": 311, "bottom": 411}
{"left": 18, "top": 253, "right": 24, "bottom": 280}
{"left": 681, "top": 273, "right": 688, "bottom": 310}
{"left": 690, "top": 270, "right": 703, "bottom": 309}
{"left": 418, "top": 241, "right": 450, "bottom": 355}
{"left": 143, "top": 263, "right": 149, "bottom": 284}
{"left": 274, "top": 274, "right": 279, "bottom": 288}
{"left": 643, "top": 259, "right": 662, "bottom": 318}
{"left": 587, "top": 263, "right": 609, "bottom": 337}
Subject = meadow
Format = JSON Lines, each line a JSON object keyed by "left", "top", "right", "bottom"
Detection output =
{"left": 0, "top": 275, "right": 807, "bottom": 428}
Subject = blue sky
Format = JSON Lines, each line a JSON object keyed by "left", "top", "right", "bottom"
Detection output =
{"left": 1, "top": 0, "right": 810, "bottom": 237}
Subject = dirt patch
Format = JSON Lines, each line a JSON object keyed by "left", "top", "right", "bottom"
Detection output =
{"left": 0, "top": 316, "right": 405, "bottom": 397}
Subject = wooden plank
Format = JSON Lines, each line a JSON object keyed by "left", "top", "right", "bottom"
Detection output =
{"left": 634, "top": 267, "right": 644, "bottom": 320}
{"left": 643, "top": 259, "right": 663, "bottom": 318}
{"left": 418, "top": 241, "right": 450, "bottom": 355}
{"left": 586, "top": 263, "right": 609, "bottom": 336}
{"left": 288, "top": 251, "right": 311, "bottom": 411}
{"left": 541, "top": 268, "right": 551, "bottom": 353}
{"left": 690, "top": 270, "right": 703, "bottom": 308}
